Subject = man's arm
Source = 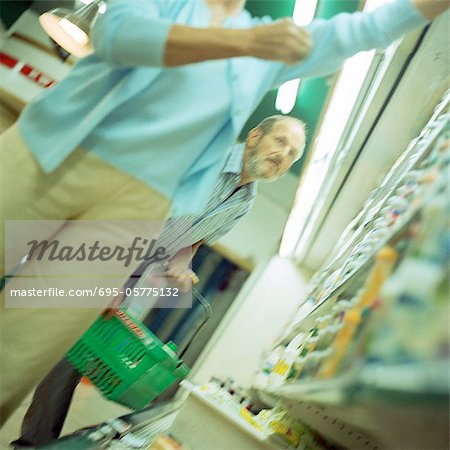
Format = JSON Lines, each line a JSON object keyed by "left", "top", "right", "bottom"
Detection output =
{"left": 164, "top": 241, "right": 203, "bottom": 292}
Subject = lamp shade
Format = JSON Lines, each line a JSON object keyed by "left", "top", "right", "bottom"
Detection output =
{"left": 39, "top": 1, "right": 102, "bottom": 57}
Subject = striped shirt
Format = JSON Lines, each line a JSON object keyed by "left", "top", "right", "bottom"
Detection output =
{"left": 155, "top": 143, "right": 257, "bottom": 257}
{"left": 123, "top": 143, "right": 255, "bottom": 290}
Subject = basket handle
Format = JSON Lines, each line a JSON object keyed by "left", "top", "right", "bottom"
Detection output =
{"left": 177, "top": 288, "right": 212, "bottom": 360}
{"left": 115, "top": 258, "right": 212, "bottom": 359}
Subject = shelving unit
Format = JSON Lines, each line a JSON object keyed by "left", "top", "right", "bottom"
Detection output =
{"left": 327, "top": 95, "right": 449, "bottom": 266}
{"left": 299, "top": 13, "right": 450, "bottom": 270}
{"left": 281, "top": 177, "right": 445, "bottom": 345}
{"left": 258, "top": 359, "right": 449, "bottom": 449}
{"left": 279, "top": 91, "right": 449, "bottom": 345}
{"left": 167, "top": 381, "right": 297, "bottom": 450}
{"left": 254, "top": 90, "right": 450, "bottom": 449}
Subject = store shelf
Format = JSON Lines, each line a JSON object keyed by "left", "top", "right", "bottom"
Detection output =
{"left": 257, "top": 85, "right": 449, "bottom": 449}
{"left": 300, "top": 15, "right": 450, "bottom": 269}
{"left": 164, "top": 381, "right": 301, "bottom": 450}
{"left": 254, "top": 382, "right": 383, "bottom": 450}
{"left": 262, "top": 360, "right": 448, "bottom": 403}
{"left": 257, "top": 360, "right": 449, "bottom": 450}
{"left": 280, "top": 202, "right": 424, "bottom": 343}
{"left": 328, "top": 103, "right": 449, "bottom": 265}
{"left": 280, "top": 112, "right": 449, "bottom": 344}
{"left": 179, "top": 381, "right": 295, "bottom": 449}
{"left": 323, "top": 100, "right": 448, "bottom": 268}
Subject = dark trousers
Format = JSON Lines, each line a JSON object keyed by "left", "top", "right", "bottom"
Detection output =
{"left": 10, "top": 357, "right": 81, "bottom": 448}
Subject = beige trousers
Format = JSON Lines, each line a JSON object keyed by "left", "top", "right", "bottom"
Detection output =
{"left": 0, "top": 124, "right": 171, "bottom": 425}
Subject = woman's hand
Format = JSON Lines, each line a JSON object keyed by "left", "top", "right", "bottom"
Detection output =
{"left": 245, "top": 19, "right": 312, "bottom": 64}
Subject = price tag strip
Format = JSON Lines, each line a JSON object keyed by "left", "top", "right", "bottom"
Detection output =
{"left": 0, "top": 51, "right": 57, "bottom": 89}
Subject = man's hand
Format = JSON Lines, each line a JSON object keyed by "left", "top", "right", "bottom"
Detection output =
{"left": 164, "top": 264, "right": 199, "bottom": 293}
{"left": 246, "top": 19, "right": 312, "bottom": 64}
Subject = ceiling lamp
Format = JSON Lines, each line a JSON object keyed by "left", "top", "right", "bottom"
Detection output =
{"left": 39, "top": 0, "right": 105, "bottom": 57}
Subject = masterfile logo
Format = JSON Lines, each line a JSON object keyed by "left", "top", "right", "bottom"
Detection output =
{"left": 4, "top": 220, "right": 194, "bottom": 309}
{"left": 25, "top": 236, "right": 169, "bottom": 268}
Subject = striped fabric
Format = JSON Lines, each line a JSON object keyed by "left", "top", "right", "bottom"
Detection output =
{"left": 156, "top": 143, "right": 257, "bottom": 257}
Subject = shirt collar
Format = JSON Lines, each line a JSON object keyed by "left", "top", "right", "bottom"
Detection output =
{"left": 247, "top": 179, "right": 258, "bottom": 198}
{"left": 221, "top": 143, "right": 258, "bottom": 198}
{"left": 222, "top": 143, "right": 246, "bottom": 175}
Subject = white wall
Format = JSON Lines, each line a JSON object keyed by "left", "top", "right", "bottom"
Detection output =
{"left": 190, "top": 256, "right": 312, "bottom": 387}
{"left": 215, "top": 171, "right": 299, "bottom": 267}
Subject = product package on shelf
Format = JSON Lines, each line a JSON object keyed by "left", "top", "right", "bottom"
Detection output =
{"left": 175, "top": 378, "right": 340, "bottom": 450}
{"left": 364, "top": 190, "right": 449, "bottom": 370}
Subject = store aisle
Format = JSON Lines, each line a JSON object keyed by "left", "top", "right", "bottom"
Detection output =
{"left": 0, "top": 380, "right": 129, "bottom": 448}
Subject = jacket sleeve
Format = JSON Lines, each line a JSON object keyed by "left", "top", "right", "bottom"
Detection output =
{"left": 90, "top": 0, "right": 182, "bottom": 67}
{"left": 273, "top": 0, "right": 429, "bottom": 86}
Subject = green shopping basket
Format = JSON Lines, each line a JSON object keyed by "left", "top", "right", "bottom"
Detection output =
{"left": 67, "top": 308, "right": 190, "bottom": 410}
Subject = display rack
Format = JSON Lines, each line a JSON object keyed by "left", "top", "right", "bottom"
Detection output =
{"left": 326, "top": 93, "right": 449, "bottom": 267}
{"left": 254, "top": 90, "right": 450, "bottom": 449}
{"left": 177, "top": 381, "right": 296, "bottom": 450}
{"left": 279, "top": 91, "right": 449, "bottom": 344}
{"left": 258, "top": 359, "right": 448, "bottom": 449}
{"left": 280, "top": 167, "right": 446, "bottom": 345}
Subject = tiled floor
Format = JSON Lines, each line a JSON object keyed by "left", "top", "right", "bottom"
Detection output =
{"left": 0, "top": 380, "right": 130, "bottom": 449}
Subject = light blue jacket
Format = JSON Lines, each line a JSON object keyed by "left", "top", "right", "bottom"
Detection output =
{"left": 18, "top": 0, "right": 427, "bottom": 214}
